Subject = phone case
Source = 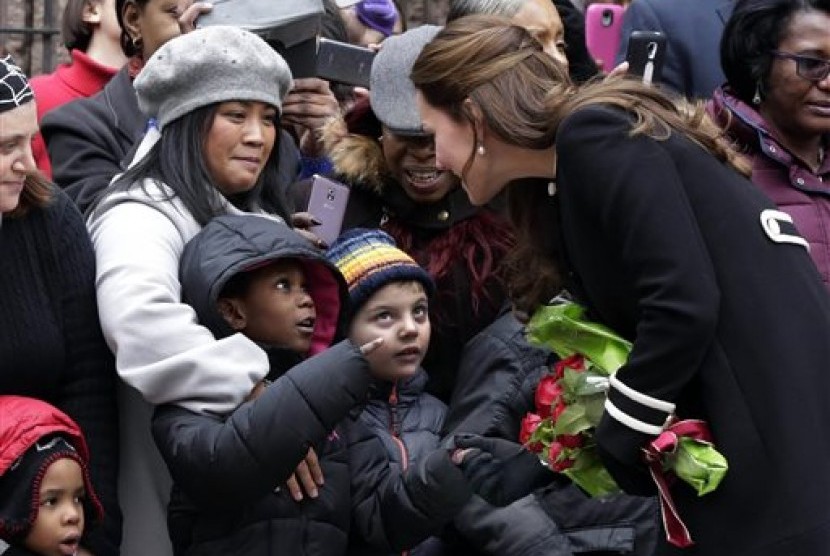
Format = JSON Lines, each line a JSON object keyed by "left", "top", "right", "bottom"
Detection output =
{"left": 625, "top": 30, "right": 667, "bottom": 85}
{"left": 306, "top": 175, "right": 350, "bottom": 246}
{"left": 585, "top": 3, "right": 625, "bottom": 73}
{"left": 316, "top": 38, "right": 376, "bottom": 88}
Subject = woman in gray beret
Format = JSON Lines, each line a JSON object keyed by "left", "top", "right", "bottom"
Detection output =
{"left": 83, "top": 25, "right": 303, "bottom": 556}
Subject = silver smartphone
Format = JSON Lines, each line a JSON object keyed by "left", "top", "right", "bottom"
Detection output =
{"left": 316, "top": 38, "right": 375, "bottom": 88}
{"left": 306, "top": 174, "right": 350, "bottom": 245}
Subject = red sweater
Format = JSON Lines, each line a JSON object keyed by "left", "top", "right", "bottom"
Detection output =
{"left": 29, "top": 49, "right": 120, "bottom": 179}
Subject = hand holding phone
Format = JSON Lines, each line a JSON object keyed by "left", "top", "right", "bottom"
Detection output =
{"left": 625, "top": 31, "right": 667, "bottom": 86}
{"left": 316, "top": 38, "right": 376, "bottom": 88}
{"left": 306, "top": 175, "right": 350, "bottom": 246}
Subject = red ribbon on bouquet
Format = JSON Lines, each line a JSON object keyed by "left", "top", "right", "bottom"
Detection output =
{"left": 644, "top": 419, "right": 713, "bottom": 548}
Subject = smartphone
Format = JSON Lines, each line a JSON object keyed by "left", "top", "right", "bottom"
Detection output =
{"left": 316, "top": 38, "right": 375, "bottom": 88}
{"left": 306, "top": 174, "right": 350, "bottom": 246}
{"left": 625, "top": 30, "right": 667, "bottom": 85}
{"left": 585, "top": 3, "right": 625, "bottom": 73}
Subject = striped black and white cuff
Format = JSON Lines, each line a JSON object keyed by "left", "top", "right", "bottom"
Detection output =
{"left": 604, "top": 375, "right": 675, "bottom": 435}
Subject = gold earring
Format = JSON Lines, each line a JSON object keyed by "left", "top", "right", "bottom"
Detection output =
{"left": 477, "top": 144, "right": 485, "bottom": 156}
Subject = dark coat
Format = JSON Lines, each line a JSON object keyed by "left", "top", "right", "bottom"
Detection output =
{"left": 155, "top": 215, "right": 472, "bottom": 556}
{"left": 352, "top": 371, "right": 449, "bottom": 556}
{"left": 41, "top": 67, "right": 302, "bottom": 214}
{"left": 555, "top": 105, "right": 830, "bottom": 555}
{"left": 615, "top": 0, "right": 732, "bottom": 99}
{"left": 0, "top": 189, "right": 120, "bottom": 556}
{"left": 40, "top": 67, "right": 144, "bottom": 213}
{"left": 445, "top": 309, "right": 658, "bottom": 556}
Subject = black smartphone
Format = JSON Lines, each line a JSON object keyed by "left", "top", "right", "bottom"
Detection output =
{"left": 316, "top": 38, "right": 375, "bottom": 88}
{"left": 625, "top": 31, "right": 667, "bottom": 85}
{"left": 195, "top": 0, "right": 324, "bottom": 79}
{"left": 306, "top": 174, "right": 350, "bottom": 245}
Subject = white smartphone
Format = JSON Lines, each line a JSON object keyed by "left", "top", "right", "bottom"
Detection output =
{"left": 306, "top": 174, "right": 350, "bottom": 246}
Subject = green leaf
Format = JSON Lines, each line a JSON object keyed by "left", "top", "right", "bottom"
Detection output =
{"left": 551, "top": 404, "right": 592, "bottom": 436}
{"left": 564, "top": 450, "right": 621, "bottom": 497}
{"left": 580, "top": 393, "right": 606, "bottom": 426}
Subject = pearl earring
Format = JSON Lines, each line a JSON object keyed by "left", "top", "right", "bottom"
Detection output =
{"left": 477, "top": 144, "right": 485, "bottom": 156}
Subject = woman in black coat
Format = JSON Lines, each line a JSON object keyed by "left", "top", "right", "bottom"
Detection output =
{"left": 411, "top": 15, "right": 830, "bottom": 555}
{"left": 0, "top": 57, "right": 120, "bottom": 556}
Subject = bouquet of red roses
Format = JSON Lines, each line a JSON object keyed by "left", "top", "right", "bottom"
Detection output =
{"left": 520, "top": 299, "right": 728, "bottom": 546}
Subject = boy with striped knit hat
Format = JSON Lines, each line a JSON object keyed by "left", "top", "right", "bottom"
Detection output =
{"left": 327, "top": 228, "right": 455, "bottom": 555}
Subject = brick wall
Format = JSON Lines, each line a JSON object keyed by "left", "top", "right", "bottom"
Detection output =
{"left": 1, "top": 0, "right": 69, "bottom": 76}
{"left": 1, "top": 0, "right": 448, "bottom": 78}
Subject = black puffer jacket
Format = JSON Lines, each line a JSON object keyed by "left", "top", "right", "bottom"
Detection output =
{"left": 153, "top": 214, "right": 472, "bottom": 556}
{"left": 445, "top": 308, "right": 659, "bottom": 556}
{"left": 351, "top": 371, "right": 449, "bottom": 555}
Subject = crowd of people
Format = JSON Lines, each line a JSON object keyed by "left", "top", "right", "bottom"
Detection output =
{"left": 1, "top": 0, "right": 829, "bottom": 555}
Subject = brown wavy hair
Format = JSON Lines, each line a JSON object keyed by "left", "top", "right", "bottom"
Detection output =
{"left": 411, "top": 14, "right": 750, "bottom": 315}
{"left": 6, "top": 173, "right": 53, "bottom": 218}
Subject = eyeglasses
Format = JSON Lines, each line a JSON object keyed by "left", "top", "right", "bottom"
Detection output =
{"left": 771, "top": 51, "right": 830, "bottom": 83}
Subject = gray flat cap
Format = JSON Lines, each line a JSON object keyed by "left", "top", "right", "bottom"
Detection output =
{"left": 370, "top": 24, "right": 441, "bottom": 136}
{"left": 134, "top": 26, "right": 292, "bottom": 130}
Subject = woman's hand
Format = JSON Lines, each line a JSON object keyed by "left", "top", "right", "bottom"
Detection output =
{"left": 285, "top": 448, "right": 324, "bottom": 501}
{"left": 282, "top": 78, "right": 347, "bottom": 157}
{"left": 605, "top": 61, "right": 629, "bottom": 80}
{"left": 290, "top": 211, "right": 327, "bottom": 249}
{"left": 177, "top": 0, "right": 213, "bottom": 34}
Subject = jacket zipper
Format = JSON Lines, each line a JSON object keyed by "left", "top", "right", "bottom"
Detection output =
{"left": 388, "top": 383, "right": 410, "bottom": 556}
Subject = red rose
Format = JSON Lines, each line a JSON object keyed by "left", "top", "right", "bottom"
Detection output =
{"left": 535, "top": 375, "right": 564, "bottom": 417}
{"left": 548, "top": 440, "right": 564, "bottom": 462}
{"left": 519, "top": 412, "right": 543, "bottom": 447}
{"left": 552, "top": 456, "right": 575, "bottom": 472}
{"left": 558, "top": 433, "right": 584, "bottom": 449}
{"left": 549, "top": 441, "right": 575, "bottom": 471}
{"left": 552, "top": 400, "right": 568, "bottom": 422}
{"left": 552, "top": 354, "right": 584, "bottom": 379}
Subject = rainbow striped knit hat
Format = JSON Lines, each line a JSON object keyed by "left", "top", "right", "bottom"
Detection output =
{"left": 326, "top": 228, "right": 435, "bottom": 314}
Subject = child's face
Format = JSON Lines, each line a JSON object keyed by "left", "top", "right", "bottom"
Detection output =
{"left": 221, "top": 260, "right": 317, "bottom": 354}
{"left": 348, "top": 281, "right": 430, "bottom": 382}
{"left": 24, "top": 458, "right": 85, "bottom": 556}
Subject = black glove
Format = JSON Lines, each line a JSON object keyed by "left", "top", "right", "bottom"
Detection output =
{"left": 594, "top": 415, "right": 658, "bottom": 497}
{"left": 595, "top": 442, "right": 657, "bottom": 497}
{"left": 404, "top": 447, "right": 474, "bottom": 522}
{"left": 453, "top": 434, "right": 554, "bottom": 507}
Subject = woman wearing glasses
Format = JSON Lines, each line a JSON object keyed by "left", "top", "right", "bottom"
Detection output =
{"left": 710, "top": 0, "right": 830, "bottom": 287}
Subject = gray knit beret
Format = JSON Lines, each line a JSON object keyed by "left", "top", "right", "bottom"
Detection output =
{"left": 370, "top": 25, "right": 440, "bottom": 136}
{"left": 134, "top": 26, "right": 292, "bottom": 130}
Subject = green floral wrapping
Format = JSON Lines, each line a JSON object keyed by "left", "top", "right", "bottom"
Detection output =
{"left": 667, "top": 437, "right": 729, "bottom": 496}
{"left": 523, "top": 300, "right": 728, "bottom": 498}
{"left": 526, "top": 302, "right": 631, "bottom": 375}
